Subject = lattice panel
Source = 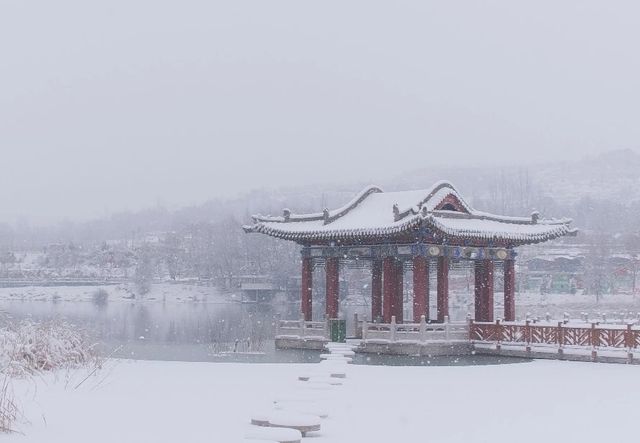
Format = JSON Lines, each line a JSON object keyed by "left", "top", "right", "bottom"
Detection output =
{"left": 562, "top": 327, "right": 592, "bottom": 347}
{"left": 530, "top": 326, "right": 558, "bottom": 345}
{"left": 501, "top": 325, "right": 525, "bottom": 343}
{"left": 597, "top": 329, "right": 626, "bottom": 348}
{"left": 470, "top": 324, "right": 495, "bottom": 341}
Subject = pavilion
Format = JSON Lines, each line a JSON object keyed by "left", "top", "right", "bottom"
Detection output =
{"left": 244, "top": 181, "right": 576, "bottom": 324}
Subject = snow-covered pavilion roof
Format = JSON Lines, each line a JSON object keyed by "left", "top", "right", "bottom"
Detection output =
{"left": 244, "top": 181, "right": 576, "bottom": 246}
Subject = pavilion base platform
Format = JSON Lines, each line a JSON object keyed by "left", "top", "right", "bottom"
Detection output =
{"left": 275, "top": 336, "right": 328, "bottom": 351}
{"left": 358, "top": 340, "right": 473, "bottom": 357}
{"left": 275, "top": 318, "right": 329, "bottom": 350}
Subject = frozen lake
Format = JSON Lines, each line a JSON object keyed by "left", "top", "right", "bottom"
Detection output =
{"left": 2, "top": 283, "right": 637, "bottom": 365}
{"left": 0, "top": 284, "right": 528, "bottom": 366}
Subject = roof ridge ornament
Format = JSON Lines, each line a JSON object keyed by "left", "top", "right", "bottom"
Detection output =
{"left": 531, "top": 211, "right": 540, "bottom": 224}
{"left": 323, "top": 208, "right": 330, "bottom": 225}
{"left": 393, "top": 204, "right": 400, "bottom": 221}
{"left": 283, "top": 208, "right": 291, "bottom": 222}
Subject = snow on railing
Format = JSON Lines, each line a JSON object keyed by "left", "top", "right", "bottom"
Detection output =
{"left": 470, "top": 319, "right": 640, "bottom": 353}
{"left": 521, "top": 311, "right": 640, "bottom": 327}
{"left": 276, "top": 316, "right": 328, "bottom": 339}
{"left": 362, "top": 316, "right": 468, "bottom": 343}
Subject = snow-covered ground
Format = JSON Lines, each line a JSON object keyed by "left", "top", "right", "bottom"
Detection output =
{"left": 7, "top": 358, "right": 639, "bottom": 442}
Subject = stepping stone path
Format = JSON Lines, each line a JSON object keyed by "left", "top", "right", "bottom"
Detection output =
{"left": 244, "top": 341, "right": 357, "bottom": 440}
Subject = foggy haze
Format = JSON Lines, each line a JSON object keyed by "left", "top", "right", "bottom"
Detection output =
{"left": 1, "top": 1, "right": 639, "bottom": 223}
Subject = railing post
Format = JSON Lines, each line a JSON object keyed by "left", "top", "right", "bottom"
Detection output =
{"left": 591, "top": 323, "right": 598, "bottom": 362}
{"left": 495, "top": 319, "right": 501, "bottom": 351}
{"left": 362, "top": 319, "right": 368, "bottom": 341}
{"left": 300, "top": 313, "right": 306, "bottom": 338}
{"left": 525, "top": 320, "right": 531, "bottom": 353}
{"left": 419, "top": 315, "right": 427, "bottom": 342}
{"left": 626, "top": 323, "right": 633, "bottom": 363}
{"left": 557, "top": 321, "right": 564, "bottom": 357}
{"left": 390, "top": 316, "right": 397, "bottom": 342}
{"left": 444, "top": 315, "right": 450, "bottom": 342}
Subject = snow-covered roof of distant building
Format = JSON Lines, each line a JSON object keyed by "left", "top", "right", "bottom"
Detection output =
{"left": 243, "top": 181, "right": 577, "bottom": 246}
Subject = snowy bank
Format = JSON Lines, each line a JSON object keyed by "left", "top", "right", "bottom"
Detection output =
{"left": 6, "top": 358, "right": 640, "bottom": 442}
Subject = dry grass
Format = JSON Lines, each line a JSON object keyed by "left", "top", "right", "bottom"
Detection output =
{"left": 1, "top": 319, "right": 98, "bottom": 378}
{"left": 0, "top": 319, "right": 100, "bottom": 433}
{"left": 0, "top": 374, "right": 20, "bottom": 433}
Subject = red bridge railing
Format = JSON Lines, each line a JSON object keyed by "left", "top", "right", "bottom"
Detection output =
{"left": 470, "top": 320, "right": 640, "bottom": 350}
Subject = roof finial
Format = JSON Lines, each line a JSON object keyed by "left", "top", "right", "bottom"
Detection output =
{"left": 282, "top": 208, "right": 291, "bottom": 222}
{"left": 393, "top": 204, "right": 400, "bottom": 221}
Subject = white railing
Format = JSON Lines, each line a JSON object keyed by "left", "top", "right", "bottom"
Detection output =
{"left": 362, "top": 316, "right": 468, "bottom": 343}
{"left": 275, "top": 316, "right": 328, "bottom": 339}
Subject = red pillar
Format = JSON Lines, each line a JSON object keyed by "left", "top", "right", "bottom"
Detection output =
{"left": 371, "top": 259, "right": 383, "bottom": 321}
{"left": 382, "top": 257, "right": 396, "bottom": 323}
{"left": 436, "top": 256, "right": 449, "bottom": 322}
{"left": 475, "top": 259, "right": 495, "bottom": 322}
{"left": 504, "top": 259, "right": 516, "bottom": 321}
{"left": 482, "top": 260, "right": 494, "bottom": 322}
{"left": 395, "top": 260, "right": 404, "bottom": 323}
{"left": 301, "top": 256, "right": 313, "bottom": 321}
{"left": 474, "top": 260, "right": 483, "bottom": 321}
{"left": 413, "top": 256, "right": 429, "bottom": 322}
{"left": 325, "top": 257, "right": 340, "bottom": 319}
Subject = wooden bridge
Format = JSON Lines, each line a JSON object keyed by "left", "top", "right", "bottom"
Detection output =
{"left": 470, "top": 319, "right": 640, "bottom": 363}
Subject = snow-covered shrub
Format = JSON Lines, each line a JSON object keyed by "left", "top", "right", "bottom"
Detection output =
{"left": 0, "top": 320, "right": 98, "bottom": 377}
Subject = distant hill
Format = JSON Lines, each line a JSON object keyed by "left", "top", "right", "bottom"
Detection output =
{"left": 2, "top": 149, "right": 639, "bottom": 249}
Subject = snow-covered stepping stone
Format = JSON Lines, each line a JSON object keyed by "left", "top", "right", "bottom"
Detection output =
{"left": 326, "top": 345, "right": 355, "bottom": 352}
{"left": 307, "top": 376, "right": 343, "bottom": 385}
{"left": 241, "top": 439, "right": 278, "bottom": 443}
{"left": 304, "top": 366, "right": 348, "bottom": 378}
{"left": 328, "top": 346, "right": 355, "bottom": 352}
{"left": 319, "top": 354, "right": 352, "bottom": 362}
{"left": 250, "top": 413, "right": 271, "bottom": 427}
{"left": 328, "top": 349, "right": 355, "bottom": 357}
{"left": 274, "top": 401, "right": 329, "bottom": 419}
{"left": 245, "top": 426, "right": 302, "bottom": 443}
{"left": 267, "top": 412, "right": 322, "bottom": 437}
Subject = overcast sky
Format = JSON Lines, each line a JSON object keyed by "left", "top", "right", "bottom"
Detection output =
{"left": 1, "top": 1, "right": 638, "bottom": 224}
